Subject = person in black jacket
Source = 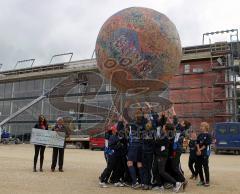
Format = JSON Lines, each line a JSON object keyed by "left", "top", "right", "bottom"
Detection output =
{"left": 142, "top": 120, "right": 155, "bottom": 190}
{"left": 127, "top": 112, "right": 145, "bottom": 189}
{"left": 99, "top": 125, "right": 124, "bottom": 188}
{"left": 188, "top": 130, "right": 198, "bottom": 179}
{"left": 51, "top": 117, "right": 70, "bottom": 172}
{"left": 196, "top": 122, "right": 212, "bottom": 187}
{"left": 152, "top": 123, "right": 183, "bottom": 193}
{"left": 33, "top": 115, "right": 48, "bottom": 172}
{"left": 158, "top": 112, "right": 167, "bottom": 128}
{"left": 168, "top": 123, "right": 187, "bottom": 190}
{"left": 169, "top": 111, "right": 189, "bottom": 190}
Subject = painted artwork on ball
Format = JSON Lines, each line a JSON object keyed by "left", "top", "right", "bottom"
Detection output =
{"left": 95, "top": 7, "right": 182, "bottom": 91}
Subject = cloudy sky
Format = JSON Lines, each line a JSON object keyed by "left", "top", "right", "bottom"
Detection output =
{"left": 0, "top": 0, "right": 239, "bottom": 70}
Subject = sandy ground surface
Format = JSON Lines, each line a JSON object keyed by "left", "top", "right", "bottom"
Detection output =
{"left": 0, "top": 144, "right": 239, "bottom": 194}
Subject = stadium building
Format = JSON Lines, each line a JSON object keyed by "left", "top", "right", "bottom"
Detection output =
{"left": 0, "top": 41, "right": 240, "bottom": 141}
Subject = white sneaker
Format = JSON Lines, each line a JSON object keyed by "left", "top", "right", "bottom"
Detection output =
{"left": 132, "top": 182, "right": 141, "bottom": 189}
{"left": 173, "top": 182, "right": 182, "bottom": 193}
{"left": 99, "top": 182, "right": 108, "bottom": 188}
{"left": 152, "top": 186, "right": 160, "bottom": 190}
{"left": 159, "top": 186, "right": 164, "bottom": 192}
{"left": 152, "top": 186, "right": 164, "bottom": 191}
{"left": 164, "top": 183, "right": 174, "bottom": 189}
{"left": 114, "top": 182, "right": 124, "bottom": 187}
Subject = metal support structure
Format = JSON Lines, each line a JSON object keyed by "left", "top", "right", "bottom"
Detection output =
{"left": 91, "top": 50, "right": 96, "bottom": 59}
{"left": 0, "top": 76, "right": 69, "bottom": 127}
{"left": 103, "top": 89, "right": 121, "bottom": 130}
{"left": 41, "top": 79, "right": 46, "bottom": 114}
{"left": 9, "top": 82, "right": 15, "bottom": 133}
{"left": 76, "top": 75, "right": 88, "bottom": 130}
{"left": 210, "top": 40, "right": 240, "bottom": 121}
{"left": 14, "top": 59, "right": 35, "bottom": 69}
{"left": 202, "top": 29, "right": 239, "bottom": 45}
{"left": 49, "top": 52, "right": 73, "bottom": 64}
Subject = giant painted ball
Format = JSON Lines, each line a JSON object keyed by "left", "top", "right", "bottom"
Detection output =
{"left": 95, "top": 7, "right": 182, "bottom": 91}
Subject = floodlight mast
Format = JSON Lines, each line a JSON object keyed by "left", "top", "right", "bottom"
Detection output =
{"left": 14, "top": 59, "right": 35, "bottom": 69}
{"left": 202, "top": 29, "right": 239, "bottom": 45}
{"left": 49, "top": 52, "right": 73, "bottom": 64}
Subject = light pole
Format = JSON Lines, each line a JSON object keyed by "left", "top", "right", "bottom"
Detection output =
{"left": 202, "top": 29, "right": 239, "bottom": 45}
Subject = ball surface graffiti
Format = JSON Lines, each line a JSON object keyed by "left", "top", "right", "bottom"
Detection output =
{"left": 95, "top": 7, "right": 182, "bottom": 91}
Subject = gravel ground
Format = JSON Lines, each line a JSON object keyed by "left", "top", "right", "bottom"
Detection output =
{"left": 0, "top": 144, "right": 239, "bottom": 194}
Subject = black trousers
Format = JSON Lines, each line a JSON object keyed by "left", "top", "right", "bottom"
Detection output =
{"left": 111, "top": 154, "right": 130, "bottom": 183}
{"left": 51, "top": 147, "right": 65, "bottom": 170}
{"left": 110, "top": 156, "right": 123, "bottom": 183}
{"left": 188, "top": 156, "right": 198, "bottom": 176}
{"left": 142, "top": 152, "right": 153, "bottom": 185}
{"left": 170, "top": 155, "right": 185, "bottom": 182}
{"left": 34, "top": 145, "right": 46, "bottom": 169}
{"left": 152, "top": 156, "right": 176, "bottom": 186}
{"left": 196, "top": 155, "right": 209, "bottom": 183}
{"left": 100, "top": 155, "right": 121, "bottom": 183}
{"left": 122, "top": 155, "right": 132, "bottom": 183}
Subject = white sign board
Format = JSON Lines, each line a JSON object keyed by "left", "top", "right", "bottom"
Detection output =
{"left": 30, "top": 128, "right": 65, "bottom": 148}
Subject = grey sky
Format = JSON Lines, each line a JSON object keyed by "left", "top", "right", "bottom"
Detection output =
{"left": 0, "top": 0, "right": 239, "bottom": 70}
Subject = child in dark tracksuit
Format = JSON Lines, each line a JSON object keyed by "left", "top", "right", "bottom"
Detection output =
{"left": 153, "top": 123, "right": 183, "bottom": 193}
{"left": 109, "top": 128, "right": 129, "bottom": 184}
{"left": 188, "top": 131, "right": 198, "bottom": 179}
{"left": 142, "top": 121, "right": 155, "bottom": 190}
{"left": 99, "top": 127, "right": 123, "bottom": 188}
{"left": 169, "top": 117, "right": 189, "bottom": 190}
{"left": 169, "top": 131, "right": 186, "bottom": 183}
{"left": 127, "top": 122, "right": 144, "bottom": 189}
{"left": 196, "top": 122, "right": 212, "bottom": 187}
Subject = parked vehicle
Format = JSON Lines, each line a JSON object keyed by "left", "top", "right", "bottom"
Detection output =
{"left": 65, "top": 134, "right": 90, "bottom": 149}
{"left": 1, "top": 129, "right": 21, "bottom": 144}
{"left": 214, "top": 122, "right": 240, "bottom": 154}
{"left": 66, "top": 129, "right": 104, "bottom": 150}
{"left": 89, "top": 136, "right": 105, "bottom": 150}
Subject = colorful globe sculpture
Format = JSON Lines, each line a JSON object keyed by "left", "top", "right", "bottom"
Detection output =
{"left": 95, "top": 7, "right": 182, "bottom": 91}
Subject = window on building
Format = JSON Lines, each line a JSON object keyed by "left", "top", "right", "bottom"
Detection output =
{"left": 105, "top": 84, "right": 111, "bottom": 92}
{"left": 184, "top": 64, "right": 190, "bottom": 73}
{"left": 90, "top": 87, "right": 96, "bottom": 92}
{"left": 193, "top": 68, "right": 203, "bottom": 73}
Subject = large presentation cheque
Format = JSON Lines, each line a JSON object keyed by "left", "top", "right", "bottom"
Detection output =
{"left": 30, "top": 128, "right": 65, "bottom": 148}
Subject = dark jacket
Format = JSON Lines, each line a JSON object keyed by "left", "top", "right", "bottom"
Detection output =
{"left": 154, "top": 136, "right": 169, "bottom": 158}
{"left": 117, "top": 121, "right": 125, "bottom": 131}
{"left": 108, "top": 134, "right": 123, "bottom": 156}
{"left": 169, "top": 132, "right": 184, "bottom": 158}
{"left": 142, "top": 129, "right": 155, "bottom": 154}
{"left": 158, "top": 115, "right": 167, "bottom": 128}
{"left": 129, "top": 122, "right": 142, "bottom": 145}
{"left": 149, "top": 111, "right": 159, "bottom": 129}
{"left": 34, "top": 123, "right": 48, "bottom": 130}
{"left": 189, "top": 139, "right": 197, "bottom": 158}
{"left": 197, "top": 133, "right": 212, "bottom": 156}
{"left": 52, "top": 124, "right": 70, "bottom": 139}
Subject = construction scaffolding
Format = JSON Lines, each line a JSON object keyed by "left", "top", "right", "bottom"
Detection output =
{"left": 169, "top": 40, "right": 240, "bottom": 129}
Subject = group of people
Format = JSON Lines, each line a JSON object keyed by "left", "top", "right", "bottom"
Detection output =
{"left": 99, "top": 107, "right": 212, "bottom": 193}
{"left": 32, "top": 108, "right": 212, "bottom": 192}
{"left": 33, "top": 115, "right": 70, "bottom": 172}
